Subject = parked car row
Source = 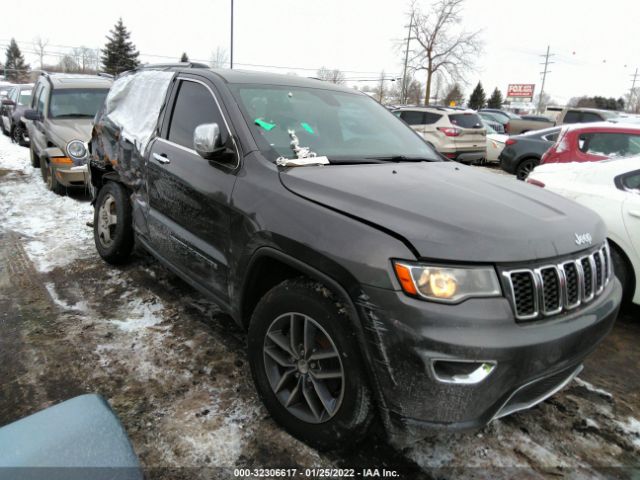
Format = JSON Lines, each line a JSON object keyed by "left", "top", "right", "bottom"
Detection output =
{"left": 10, "top": 66, "right": 625, "bottom": 451}
{"left": 0, "top": 83, "right": 33, "bottom": 145}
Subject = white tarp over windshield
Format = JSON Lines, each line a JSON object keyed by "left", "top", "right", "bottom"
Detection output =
{"left": 104, "top": 70, "right": 174, "bottom": 153}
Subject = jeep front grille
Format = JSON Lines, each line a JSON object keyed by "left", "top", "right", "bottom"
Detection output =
{"left": 504, "top": 243, "right": 612, "bottom": 321}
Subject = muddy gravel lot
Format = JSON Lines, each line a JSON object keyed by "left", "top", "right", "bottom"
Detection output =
{"left": 0, "top": 135, "right": 638, "bottom": 479}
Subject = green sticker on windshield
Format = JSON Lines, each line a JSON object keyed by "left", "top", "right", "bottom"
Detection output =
{"left": 255, "top": 118, "right": 276, "bottom": 131}
{"left": 301, "top": 122, "right": 314, "bottom": 134}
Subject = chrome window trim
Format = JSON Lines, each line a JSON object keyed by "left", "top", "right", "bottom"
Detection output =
{"left": 160, "top": 76, "right": 240, "bottom": 169}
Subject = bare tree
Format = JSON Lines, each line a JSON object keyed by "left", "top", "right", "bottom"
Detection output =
{"left": 33, "top": 36, "right": 49, "bottom": 70}
{"left": 316, "top": 66, "right": 346, "bottom": 84}
{"left": 72, "top": 46, "right": 98, "bottom": 73}
{"left": 210, "top": 47, "right": 229, "bottom": 68}
{"left": 408, "top": 0, "right": 482, "bottom": 105}
{"left": 372, "top": 70, "right": 387, "bottom": 103}
{"left": 58, "top": 55, "right": 81, "bottom": 73}
{"left": 406, "top": 79, "right": 423, "bottom": 104}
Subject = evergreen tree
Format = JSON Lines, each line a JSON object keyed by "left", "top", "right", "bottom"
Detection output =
{"left": 487, "top": 87, "right": 504, "bottom": 109}
{"left": 443, "top": 83, "right": 464, "bottom": 106}
{"left": 180, "top": 52, "right": 189, "bottom": 62}
{"left": 5, "top": 39, "right": 30, "bottom": 83}
{"left": 468, "top": 81, "right": 486, "bottom": 110}
{"left": 101, "top": 18, "right": 140, "bottom": 75}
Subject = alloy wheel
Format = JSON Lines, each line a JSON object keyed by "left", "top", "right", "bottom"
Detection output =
{"left": 97, "top": 193, "right": 118, "bottom": 248}
{"left": 517, "top": 160, "right": 537, "bottom": 180}
{"left": 263, "top": 312, "right": 345, "bottom": 424}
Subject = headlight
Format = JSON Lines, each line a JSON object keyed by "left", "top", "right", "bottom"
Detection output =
{"left": 393, "top": 261, "right": 501, "bottom": 303}
{"left": 66, "top": 140, "right": 87, "bottom": 160}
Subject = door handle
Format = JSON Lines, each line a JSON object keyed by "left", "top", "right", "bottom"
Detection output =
{"left": 153, "top": 153, "right": 171, "bottom": 165}
{"left": 628, "top": 210, "right": 640, "bottom": 219}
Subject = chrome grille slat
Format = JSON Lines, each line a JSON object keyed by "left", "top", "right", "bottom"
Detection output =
{"left": 504, "top": 243, "right": 611, "bottom": 321}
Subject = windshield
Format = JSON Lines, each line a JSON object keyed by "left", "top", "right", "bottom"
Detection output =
{"left": 18, "top": 90, "right": 32, "bottom": 106}
{"left": 49, "top": 88, "right": 109, "bottom": 119}
{"left": 230, "top": 84, "right": 439, "bottom": 162}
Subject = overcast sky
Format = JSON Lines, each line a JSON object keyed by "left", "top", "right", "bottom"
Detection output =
{"left": 3, "top": 0, "right": 639, "bottom": 104}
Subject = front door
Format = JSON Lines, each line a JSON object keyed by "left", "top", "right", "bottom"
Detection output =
{"left": 146, "top": 76, "right": 239, "bottom": 306}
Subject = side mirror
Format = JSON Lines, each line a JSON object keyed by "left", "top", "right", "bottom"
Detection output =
{"left": 193, "top": 123, "right": 224, "bottom": 159}
{"left": 24, "top": 109, "right": 43, "bottom": 122}
{"left": 1, "top": 99, "right": 14, "bottom": 106}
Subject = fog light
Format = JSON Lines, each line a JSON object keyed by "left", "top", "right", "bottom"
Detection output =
{"left": 431, "top": 360, "right": 496, "bottom": 384}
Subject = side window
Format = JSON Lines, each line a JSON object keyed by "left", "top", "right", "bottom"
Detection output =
{"left": 563, "top": 110, "right": 581, "bottom": 123}
{"left": 36, "top": 85, "right": 48, "bottom": 114}
{"left": 167, "top": 80, "right": 225, "bottom": 149}
{"left": 543, "top": 132, "right": 559, "bottom": 142}
{"left": 581, "top": 112, "right": 602, "bottom": 123}
{"left": 400, "top": 111, "right": 426, "bottom": 126}
{"left": 424, "top": 112, "right": 442, "bottom": 124}
{"left": 31, "top": 85, "right": 42, "bottom": 109}
{"left": 622, "top": 172, "right": 640, "bottom": 191}
{"left": 580, "top": 133, "right": 640, "bottom": 157}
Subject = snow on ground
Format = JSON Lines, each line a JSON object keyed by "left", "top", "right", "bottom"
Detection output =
{"left": 0, "top": 141, "right": 94, "bottom": 272}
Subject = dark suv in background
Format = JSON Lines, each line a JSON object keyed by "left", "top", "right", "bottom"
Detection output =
{"left": 24, "top": 73, "right": 112, "bottom": 194}
{"left": 0, "top": 83, "right": 33, "bottom": 145}
{"left": 88, "top": 65, "right": 621, "bottom": 449}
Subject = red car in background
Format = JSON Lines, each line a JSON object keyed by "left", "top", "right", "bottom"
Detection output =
{"left": 541, "top": 122, "right": 640, "bottom": 164}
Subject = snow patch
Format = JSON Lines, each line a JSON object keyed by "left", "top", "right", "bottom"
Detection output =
{"left": 109, "top": 297, "right": 166, "bottom": 332}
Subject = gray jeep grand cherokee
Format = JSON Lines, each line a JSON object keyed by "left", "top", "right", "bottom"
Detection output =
{"left": 88, "top": 64, "right": 621, "bottom": 449}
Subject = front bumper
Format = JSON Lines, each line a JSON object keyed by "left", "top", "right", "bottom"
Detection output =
{"left": 53, "top": 164, "right": 88, "bottom": 187}
{"left": 356, "top": 278, "right": 621, "bottom": 446}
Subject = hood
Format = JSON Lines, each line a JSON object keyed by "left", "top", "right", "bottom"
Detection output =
{"left": 279, "top": 162, "right": 606, "bottom": 263}
{"left": 47, "top": 118, "right": 93, "bottom": 149}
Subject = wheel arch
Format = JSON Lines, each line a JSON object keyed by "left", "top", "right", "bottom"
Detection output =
{"left": 607, "top": 237, "right": 637, "bottom": 300}
{"left": 239, "top": 246, "right": 388, "bottom": 427}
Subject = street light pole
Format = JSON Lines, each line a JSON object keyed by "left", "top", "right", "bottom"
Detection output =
{"left": 230, "top": 0, "right": 234, "bottom": 69}
{"left": 401, "top": 11, "right": 414, "bottom": 104}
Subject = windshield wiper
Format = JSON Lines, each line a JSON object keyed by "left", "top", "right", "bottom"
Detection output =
{"left": 364, "top": 155, "right": 436, "bottom": 162}
{"left": 53, "top": 114, "right": 92, "bottom": 118}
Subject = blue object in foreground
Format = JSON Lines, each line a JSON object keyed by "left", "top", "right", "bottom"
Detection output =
{"left": 0, "top": 394, "right": 143, "bottom": 480}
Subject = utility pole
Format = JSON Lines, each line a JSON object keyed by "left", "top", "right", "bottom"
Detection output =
{"left": 401, "top": 11, "right": 414, "bottom": 104}
{"left": 537, "top": 45, "right": 554, "bottom": 114}
{"left": 629, "top": 68, "right": 638, "bottom": 112}
{"left": 230, "top": 0, "right": 234, "bottom": 69}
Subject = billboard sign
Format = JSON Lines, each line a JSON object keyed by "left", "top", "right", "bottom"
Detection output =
{"left": 507, "top": 84, "right": 535, "bottom": 100}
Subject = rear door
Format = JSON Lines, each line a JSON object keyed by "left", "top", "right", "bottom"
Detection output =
{"left": 449, "top": 112, "right": 486, "bottom": 151}
{"left": 146, "top": 75, "right": 239, "bottom": 306}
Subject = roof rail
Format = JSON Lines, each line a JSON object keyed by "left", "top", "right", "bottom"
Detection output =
{"left": 134, "top": 62, "right": 209, "bottom": 71}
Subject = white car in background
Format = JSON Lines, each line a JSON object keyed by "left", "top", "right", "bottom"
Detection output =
{"left": 483, "top": 120, "right": 508, "bottom": 162}
{"left": 528, "top": 158, "right": 640, "bottom": 305}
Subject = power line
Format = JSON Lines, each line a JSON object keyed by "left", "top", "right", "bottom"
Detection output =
{"left": 0, "top": 38, "right": 399, "bottom": 76}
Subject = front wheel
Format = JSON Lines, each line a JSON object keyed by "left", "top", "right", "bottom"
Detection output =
{"left": 248, "top": 279, "right": 374, "bottom": 450}
{"left": 43, "top": 161, "right": 65, "bottom": 195}
{"left": 516, "top": 158, "right": 539, "bottom": 180}
{"left": 12, "top": 124, "right": 28, "bottom": 146}
{"left": 94, "top": 181, "right": 134, "bottom": 264}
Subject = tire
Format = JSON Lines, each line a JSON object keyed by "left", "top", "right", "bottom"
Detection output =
{"left": 611, "top": 245, "right": 635, "bottom": 305}
{"left": 30, "top": 146, "right": 40, "bottom": 168}
{"left": 516, "top": 157, "right": 539, "bottom": 180}
{"left": 0, "top": 119, "right": 8, "bottom": 136}
{"left": 43, "top": 161, "right": 65, "bottom": 195}
{"left": 12, "top": 124, "right": 27, "bottom": 147}
{"left": 248, "top": 278, "right": 374, "bottom": 451}
{"left": 93, "top": 181, "right": 134, "bottom": 264}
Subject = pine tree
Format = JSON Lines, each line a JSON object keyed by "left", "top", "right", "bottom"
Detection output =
{"left": 443, "top": 83, "right": 464, "bottom": 107}
{"left": 487, "top": 87, "right": 504, "bottom": 109}
{"left": 180, "top": 52, "right": 189, "bottom": 62}
{"left": 5, "top": 39, "right": 30, "bottom": 83}
{"left": 101, "top": 18, "right": 140, "bottom": 75}
{"left": 468, "top": 82, "right": 486, "bottom": 110}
